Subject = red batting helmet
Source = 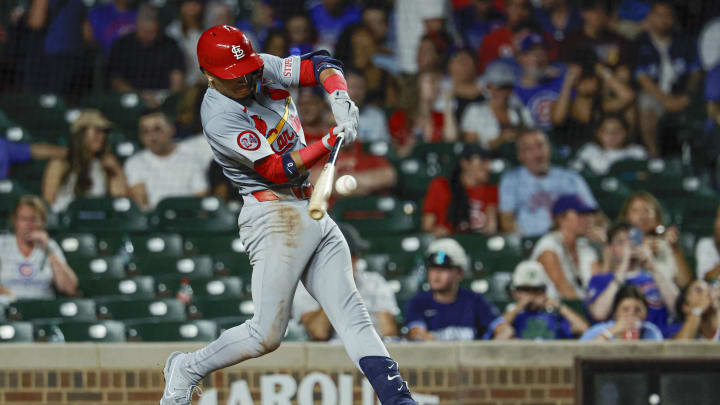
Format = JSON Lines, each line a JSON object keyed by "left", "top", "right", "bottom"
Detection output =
{"left": 197, "top": 25, "right": 263, "bottom": 80}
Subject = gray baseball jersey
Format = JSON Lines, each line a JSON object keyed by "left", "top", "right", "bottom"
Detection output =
{"left": 201, "top": 53, "right": 310, "bottom": 195}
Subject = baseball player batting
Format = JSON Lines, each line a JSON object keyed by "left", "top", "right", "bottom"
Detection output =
{"left": 159, "top": 25, "right": 418, "bottom": 405}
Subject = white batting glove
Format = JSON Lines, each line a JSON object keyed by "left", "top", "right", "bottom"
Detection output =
{"left": 328, "top": 90, "right": 359, "bottom": 145}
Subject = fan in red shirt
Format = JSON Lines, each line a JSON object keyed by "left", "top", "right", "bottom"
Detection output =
{"left": 422, "top": 145, "right": 498, "bottom": 236}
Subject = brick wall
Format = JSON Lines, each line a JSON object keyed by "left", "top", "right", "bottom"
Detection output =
{"left": 0, "top": 341, "right": 717, "bottom": 405}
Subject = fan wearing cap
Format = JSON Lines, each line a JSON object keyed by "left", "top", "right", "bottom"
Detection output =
{"left": 461, "top": 61, "right": 534, "bottom": 150}
{"left": 529, "top": 194, "right": 601, "bottom": 299}
{"left": 495, "top": 261, "right": 588, "bottom": 340}
{"left": 422, "top": 145, "right": 498, "bottom": 236}
{"left": 585, "top": 222, "right": 678, "bottom": 336}
{"left": 43, "top": 109, "right": 128, "bottom": 213}
{"left": 292, "top": 223, "right": 400, "bottom": 341}
{"left": 405, "top": 239, "right": 507, "bottom": 341}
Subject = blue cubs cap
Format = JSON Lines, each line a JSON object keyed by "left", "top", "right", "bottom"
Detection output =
{"left": 552, "top": 194, "right": 596, "bottom": 217}
{"left": 519, "top": 33, "right": 546, "bottom": 52}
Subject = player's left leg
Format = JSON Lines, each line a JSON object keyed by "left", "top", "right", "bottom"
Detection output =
{"left": 301, "top": 217, "right": 417, "bottom": 405}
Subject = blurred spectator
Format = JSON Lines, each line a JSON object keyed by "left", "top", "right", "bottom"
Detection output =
{"left": 513, "top": 32, "right": 566, "bottom": 130}
{"left": 699, "top": 15, "right": 720, "bottom": 71}
{"left": 461, "top": 61, "right": 534, "bottom": 149}
{"left": 530, "top": 194, "right": 600, "bottom": 299}
{"left": 422, "top": 145, "right": 498, "bottom": 236}
{"left": 293, "top": 223, "right": 399, "bottom": 341}
{"left": 262, "top": 27, "right": 290, "bottom": 57}
{"left": 297, "top": 87, "right": 331, "bottom": 143}
{"left": 285, "top": 12, "right": 316, "bottom": 55}
{"left": 560, "top": 0, "right": 632, "bottom": 76}
{"left": 361, "top": 1, "right": 390, "bottom": 50}
{"left": 586, "top": 222, "right": 678, "bottom": 334}
{"left": 20, "top": 0, "right": 91, "bottom": 94}
{"left": 88, "top": 0, "right": 137, "bottom": 56}
{"left": 1, "top": 138, "right": 66, "bottom": 180}
{"left": 395, "top": 0, "right": 448, "bottom": 74}
{"left": 406, "top": 239, "right": 508, "bottom": 341}
{"left": 107, "top": 4, "right": 185, "bottom": 107}
{"left": 0, "top": 195, "right": 77, "bottom": 301}
{"left": 203, "top": 1, "right": 234, "bottom": 28}
{"left": 499, "top": 129, "right": 599, "bottom": 236}
{"left": 534, "top": 0, "right": 582, "bottom": 43}
{"left": 695, "top": 205, "right": 720, "bottom": 282}
{"left": 309, "top": 0, "right": 362, "bottom": 51}
{"left": 124, "top": 110, "right": 208, "bottom": 211}
{"left": 495, "top": 260, "right": 589, "bottom": 339}
{"left": 346, "top": 69, "right": 390, "bottom": 143}
{"left": 695, "top": 65, "right": 720, "bottom": 188}
{"left": 477, "top": 0, "right": 532, "bottom": 72}
{"left": 633, "top": 0, "right": 701, "bottom": 157}
{"left": 572, "top": 113, "right": 647, "bottom": 175}
{"left": 669, "top": 280, "right": 719, "bottom": 340}
{"left": 438, "top": 48, "right": 485, "bottom": 124}
{"left": 551, "top": 52, "right": 635, "bottom": 148}
{"left": 165, "top": 0, "right": 205, "bottom": 87}
{"left": 580, "top": 284, "right": 663, "bottom": 341}
{"left": 42, "top": 110, "right": 127, "bottom": 212}
{"left": 335, "top": 24, "right": 399, "bottom": 109}
{"left": 414, "top": 70, "right": 446, "bottom": 143}
{"left": 454, "top": 0, "right": 504, "bottom": 51}
{"left": 236, "top": 0, "right": 279, "bottom": 50}
{"left": 618, "top": 192, "right": 691, "bottom": 288}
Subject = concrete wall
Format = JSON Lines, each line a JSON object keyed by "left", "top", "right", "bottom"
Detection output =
{"left": 1, "top": 341, "right": 719, "bottom": 405}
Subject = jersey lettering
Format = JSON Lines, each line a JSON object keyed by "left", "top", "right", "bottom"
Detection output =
{"left": 271, "top": 129, "right": 297, "bottom": 154}
{"left": 237, "top": 131, "right": 260, "bottom": 151}
{"left": 231, "top": 45, "right": 245, "bottom": 60}
{"left": 282, "top": 58, "right": 293, "bottom": 77}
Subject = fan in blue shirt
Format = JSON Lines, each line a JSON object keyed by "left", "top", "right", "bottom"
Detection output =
{"left": 581, "top": 284, "right": 663, "bottom": 341}
{"left": 495, "top": 260, "right": 589, "bottom": 340}
{"left": 405, "top": 238, "right": 506, "bottom": 341}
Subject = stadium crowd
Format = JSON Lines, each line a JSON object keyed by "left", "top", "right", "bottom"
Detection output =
{"left": 1, "top": 0, "right": 720, "bottom": 343}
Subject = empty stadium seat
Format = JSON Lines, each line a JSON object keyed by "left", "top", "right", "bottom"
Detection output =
{"left": 182, "top": 234, "right": 252, "bottom": 275}
{"left": 62, "top": 197, "right": 147, "bottom": 233}
{"left": 682, "top": 193, "right": 720, "bottom": 236}
{"left": 0, "top": 93, "right": 70, "bottom": 141}
{"left": 330, "top": 196, "right": 419, "bottom": 235}
{"left": 55, "top": 232, "right": 98, "bottom": 259}
{"left": 187, "top": 297, "right": 254, "bottom": 321}
{"left": 83, "top": 276, "right": 155, "bottom": 301}
{"left": 128, "top": 255, "right": 214, "bottom": 278}
{"left": 396, "top": 158, "right": 447, "bottom": 201}
{"left": 157, "top": 276, "right": 245, "bottom": 299}
{"left": 35, "top": 320, "right": 126, "bottom": 342}
{"left": 96, "top": 298, "right": 186, "bottom": 323}
{"left": 0, "top": 179, "right": 26, "bottom": 230}
{"left": 79, "top": 93, "right": 146, "bottom": 139}
{"left": 66, "top": 255, "right": 126, "bottom": 281}
{"left": 128, "top": 233, "right": 184, "bottom": 257}
{"left": 150, "top": 197, "right": 236, "bottom": 234}
{"left": 0, "top": 322, "right": 33, "bottom": 343}
{"left": 126, "top": 320, "right": 218, "bottom": 342}
{"left": 7, "top": 299, "right": 96, "bottom": 323}
{"left": 95, "top": 233, "right": 129, "bottom": 255}
{"left": 583, "top": 176, "right": 632, "bottom": 219}
{"left": 453, "top": 234, "right": 524, "bottom": 277}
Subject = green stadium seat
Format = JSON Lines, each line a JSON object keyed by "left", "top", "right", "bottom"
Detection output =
{"left": 187, "top": 297, "right": 254, "bottom": 321}
{"left": 66, "top": 255, "right": 126, "bottom": 281}
{"left": 157, "top": 276, "right": 245, "bottom": 299}
{"left": 362, "top": 252, "right": 424, "bottom": 277}
{"left": 95, "top": 233, "right": 129, "bottom": 255}
{"left": 215, "top": 316, "right": 254, "bottom": 334}
{"left": 521, "top": 236, "right": 542, "bottom": 257}
{"left": 7, "top": 299, "right": 96, "bottom": 323}
{"left": 584, "top": 176, "right": 632, "bottom": 219}
{"left": 395, "top": 158, "right": 447, "bottom": 201}
{"left": 360, "top": 141, "right": 400, "bottom": 163}
{"left": 128, "top": 233, "right": 184, "bottom": 257}
{"left": 126, "top": 320, "right": 218, "bottom": 342}
{"left": 128, "top": 255, "right": 214, "bottom": 279}
{"left": 0, "top": 93, "right": 70, "bottom": 141}
{"left": 461, "top": 271, "right": 513, "bottom": 302}
{"left": 330, "top": 196, "right": 419, "bottom": 235}
{"left": 62, "top": 197, "right": 147, "bottom": 233}
{"left": 385, "top": 273, "right": 424, "bottom": 305}
{"left": 682, "top": 193, "right": 720, "bottom": 237}
{"left": 365, "top": 233, "right": 430, "bottom": 254}
{"left": 7, "top": 160, "right": 47, "bottom": 195}
{"left": 55, "top": 232, "right": 98, "bottom": 259}
{"left": 83, "top": 276, "right": 155, "bottom": 300}
{"left": 0, "top": 179, "right": 27, "bottom": 230}
{"left": 150, "top": 197, "right": 237, "bottom": 234}
{"left": 453, "top": 234, "right": 524, "bottom": 277}
{"left": 0, "top": 322, "right": 33, "bottom": 342}
{"left": 96, "top": 298, "right": 186, "bottom": 323}
{"left": 183, "top": 233, "right": 243, "bottom": 255}
{"left": 34, "top": 320, "right": 126, "bottom": 342}
{"left": 79, "top": 93, "right": 146, "bottom": 139}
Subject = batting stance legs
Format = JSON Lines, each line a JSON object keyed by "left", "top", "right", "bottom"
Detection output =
{"left": 161, "top": 196, "right": 416, "bottom": 405}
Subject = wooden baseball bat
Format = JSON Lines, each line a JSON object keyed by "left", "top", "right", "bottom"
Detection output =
{"left": 308, "top": 133, "right": 345, "bottom": 220}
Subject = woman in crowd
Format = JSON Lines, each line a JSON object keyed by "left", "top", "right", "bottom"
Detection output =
{"left": 586, "top": 222, "right": 678, "bottom": 335}
{"left": 531, "top": 194, "right": 601, "bottom": 299}
{"left": 0, "top": 196, "right": 77, "bottom": 301}
{"left": 166, "top": 0, "right": 205, "bottom": 86}
{"left": 42, "top": 110, "right": 128, "bottom": 212}
{"left": 572, "top": 113, "right": 647, "bottom": 175}
{"left": 581, "top": 284, "right": 663, "bottom": 341}
{"left": 461, "top": 61, "right": 534, "bottom": 150}
{"left": 618, "top": 192, "right": 692, "bottom": 288}
{"left": 669, "top": 280, "right": 719, "bottom": 340}
{"left": 422, "top": 145, "right": 498, "bottom": 236}
{"left": 695, "top": 205, "right": 720, "bottom": 282}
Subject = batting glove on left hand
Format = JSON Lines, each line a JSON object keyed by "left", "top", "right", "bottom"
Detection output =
{"left": 328, "top": 90, "right": 359, "bottom": 145}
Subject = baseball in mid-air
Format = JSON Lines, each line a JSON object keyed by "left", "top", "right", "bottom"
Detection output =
{"left": 335, "top": 175, "right": 357, "bottom": 196}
